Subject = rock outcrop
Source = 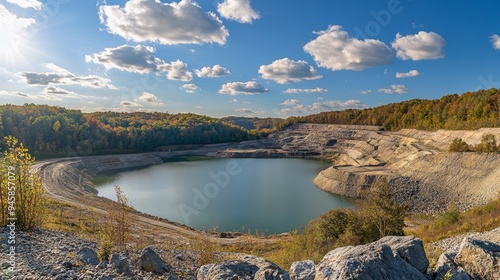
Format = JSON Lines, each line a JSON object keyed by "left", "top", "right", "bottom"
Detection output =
{"left": 197, "top": 255, "right": 290, "bottom": 280}
{"left": 315, "top": 236, "right": 428, "bottom": 280}
{"left": 289, "top": 260, "right": 315, "bottom": 280}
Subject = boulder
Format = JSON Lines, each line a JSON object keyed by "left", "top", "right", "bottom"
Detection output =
{"left": 197, "top": 255, "right": 290, "bottom": 280}
{"left": 433, "top": 252, "right": 471, "bottom": 280}
{"left": 315, "top": 241, "right": 427, "bottom": 280}
{"left": 454, "top": 237, "right": 500, "bottom": 280}
{"left": 138, "top": 247, "right": 171, "bottom": 274}
{"left": 289, "top": 260, "right": 315, "bottom": 280}
{"left": 372, "top": 235, "right": 429, "bottom": 273}
{"left": 110, "top": 253, "right": 132, "bottom": 275}
{"left": 77, "top": 247, "right": 99, "bottom": 266}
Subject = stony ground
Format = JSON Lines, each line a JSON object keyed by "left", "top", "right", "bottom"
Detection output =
{"left": 0, "top": 228, "right": 201, "bottom": 279}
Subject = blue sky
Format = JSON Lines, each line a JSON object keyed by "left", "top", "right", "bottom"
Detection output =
{"left": 1, "top": 0, "right": 500, "bottom": 118}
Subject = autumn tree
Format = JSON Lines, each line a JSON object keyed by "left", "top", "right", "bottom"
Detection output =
{"left": 107, "top": 185, "right": 131, "bottom": 249}
{"left": 0, "top": 136, "right": 45, "bottom": 229}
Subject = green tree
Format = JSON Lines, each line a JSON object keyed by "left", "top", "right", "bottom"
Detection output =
{"left": 0, "top": 136, "right": 45, "bottom": 229}
{"left": 448, "top": 138, "right": 470, "bottom": 152}
{"left": 356, "top": 178, "right": 407, "bottom": 240}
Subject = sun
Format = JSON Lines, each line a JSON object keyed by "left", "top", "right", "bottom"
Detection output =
{"left": 0, "top": 5, "right": 36, "bottom": 68}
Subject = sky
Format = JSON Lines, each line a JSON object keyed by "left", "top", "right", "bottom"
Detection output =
{"left": 0, "top": 0, "right": 500, "bottom": 118}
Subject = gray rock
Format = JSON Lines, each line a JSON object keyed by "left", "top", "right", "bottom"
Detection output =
{"left": 110, "top": 252, "right": 132, "bottom": 275}
{"left": 77, "top": 247, "right": 99, "bottom": 266}
{"left": 315, "top": 243, "right": 427, "bottom": 280}
{"left": 197, "top": 255, "right": 290, "bottom": 280}
{"left": 433, "top": 252, "right": 471, "bottom": 280}
{"left": 289, "top": 260, "right": 315, "bottom": 280}
{"left": 454, "top": 237, "right": 500, "bottom": 280}
{"left": 138, "top": 247, "right": 171, "bottom": 274}
{"left": 372, "top": 235, "right": 429, "bottom": 273}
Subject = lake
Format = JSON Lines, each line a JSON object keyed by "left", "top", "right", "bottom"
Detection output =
{"left": 94, "top": 157, "right": 353, "bottom": 234}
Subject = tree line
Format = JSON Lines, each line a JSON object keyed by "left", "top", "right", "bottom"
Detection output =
{"left": 0, "top": 104, "right": 256, "bottom": 157}
{"left": 278, "top": 88, "right": 500, "bottom": 131}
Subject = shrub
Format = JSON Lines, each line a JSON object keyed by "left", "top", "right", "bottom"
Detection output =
{"left": 474, "top": 133, "right": 498, "bottom": 153}
{"left": 448, "top": 138, "right": 470, "bottom": 152}
{"left": 0, "top": 136, "right": 45, "bottom": 230}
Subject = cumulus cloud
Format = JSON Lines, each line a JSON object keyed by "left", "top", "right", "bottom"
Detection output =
{"left": 6, "top": 0, "right": 42, "bottom": 10}
{"left": 182, "top": 83, "right": 199, "bottom": 93}
{"left": 86, "top": 45, "right": 193, "bottom": 81}
{"left": 258, "top": 58, "right": 322, "bottom": 84}
{"left": 491, "top": 34, "right": 500, "bottom": 50}
{"left": 219, "top": 81, "right": 268, "bottom": 95}
{"left": 18, "top": 63, "right": 116, "bottom": 89}
{"left": 396, "top": 70, "right": 420, "bottom": 78}
{"left": 161, "top": 60, "right": 193, "bottom": 81}
{"left": 99, "top": 0, "right": 229, "bottom": 45}
{"left": 120, "top": 101, "right": 143, "bottom": 107}
{"left": 44, "top": 86, "right": 78, "bottom": 96}
{"left": 304, "top": 25, "right": 393, "bottom": 71}
{"left": 217, "top": 0, "right": 260, "bottom": 24}
{"left": 281, "top": 100, "right": 366, "bottom": 115}
{"left": 195, "top": 65, "right": 231, "bottom": 77}
{"left": 281, "top": 99, "right": 301, "bottom": 106}
{"left": 283, "top": 87, "right": 327, "bottom": 94}
{"left": 392, "top": 31, "right": 446, "bottom": 60}
{"left": 235, "top": 108, "right": 254, "bottom": 113}
{"left": 360, "top": 90, "right": 372, "bottom": 94}
{"left": 134, "top": 92, "right": 164, "bottom": 106}
{"left": 378, "top": 84, "right": 409, "bottom": 94}
{"left": 0, "top": 4, "right": 36, "bottom": 32}
{"left": 85, "top": 45, "right": 168, "bottom": 74}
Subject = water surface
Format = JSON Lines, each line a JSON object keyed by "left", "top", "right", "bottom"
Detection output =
{"left": 94, "top": 158, "right": 352, "bottom": 234}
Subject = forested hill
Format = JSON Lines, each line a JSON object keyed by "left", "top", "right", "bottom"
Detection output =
{"left": 0, "top": 104, "right": 254, "bottom": 157}
{"left": 280, "top": 88, "right": 500, "bottom": 131}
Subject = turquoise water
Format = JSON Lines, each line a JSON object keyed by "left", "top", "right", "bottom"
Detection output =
{"left": 94, "top": 158, "right": 352, "bottom": 234}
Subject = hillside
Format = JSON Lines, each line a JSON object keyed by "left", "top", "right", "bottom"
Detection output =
{"left": 280, "top": 88, "right": 500, "bottom": 131}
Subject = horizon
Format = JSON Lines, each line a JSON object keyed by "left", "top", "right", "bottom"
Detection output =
{"left": 1, "top": 0, "right": 500, "bottom": 118}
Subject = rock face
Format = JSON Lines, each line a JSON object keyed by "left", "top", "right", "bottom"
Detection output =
{"left": 454, "top": 237, "right": 500, "bottom": 280}
{"left": 138, "top": 247, "right": 171, "bottom": 274}
{"left": 431, "top": 227, "right": 500, "bottom": 280}
{"left": 289, "top": 260, "right": 315, "bottom": 280}
{"left": 315, "top": 236, "right": 428, "bottom": 280}
{"left": 197, "top": 255, "right": 290, "bottom": 280}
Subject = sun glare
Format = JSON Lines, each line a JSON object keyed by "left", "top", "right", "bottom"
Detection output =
{"left": 0, "top": 5, "right": 35, "bottom": 67}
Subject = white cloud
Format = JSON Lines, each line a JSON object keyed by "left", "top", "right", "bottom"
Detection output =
{"left": 491, "top": 34, "right": 500, "bottom": 50}
{"left": 86, "top": 45, "right": 193, "bottom": 81}
{"left": 396, "top": 70, "right": 420, "bottom": 78}
{"left": 392, "top": 31, "right": 446, "bottom": 61}
{"left": 0, "top": 4, "right": 36, "bottom": 32}
{"left": 281, "top": 99, "right": 301, "bottom": 106}
{"left": 217, "top": 0, "right": 259, "bottom": 24}
{"left": 283, "top": 87, "right": 327, "bottom": 94}
{"left": 360, "top": 90, "right": 372, "bottom": 94}
{"left": 195, "top": 65, "right": 231, "bottom": 77}
{"left": 378, "top": 84, "right": 409, "bottom": 94}
{"left": 161, "top": 60, "right": 193, "bottom": 82}
{"left": 235, "top": 108, "right": 254, "bottom": 113}
{"left": 18, "top": 63, "right": 116, "bottom": 89}
{"left": 182, "top": 83, "right": 199, "bottom": 93}
{"left": 85, "top": 45, "right": 168, "bottom": 74}
{"left": 259, "top": 58, "right": 322, "bottom": 84}
{"left": 280, "top": 100, "right": 366, "bottom": 115}
{"left": 304, "top": 25, "right": 393, "bottom": 71}
{"left": 219, "top": 81, "right": 268, "bottom": 95}
{"left": 120, "top": 101, "right": 143, "bottom": 107}
{"left": 134, "top": 92, "right": 164, "bottom": 106}
{"left": 43, "top": 86, "right": 78, "bottom": 96}
{"left": 99, "top": 0, "right": 228, "bottom": 45}
{"left": 6, "top": 0, "right": 42, "bottom": 10}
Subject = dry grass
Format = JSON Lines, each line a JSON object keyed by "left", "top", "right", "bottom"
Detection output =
{"left": 406, "top": 195, "right": 500, "bottom": 244}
